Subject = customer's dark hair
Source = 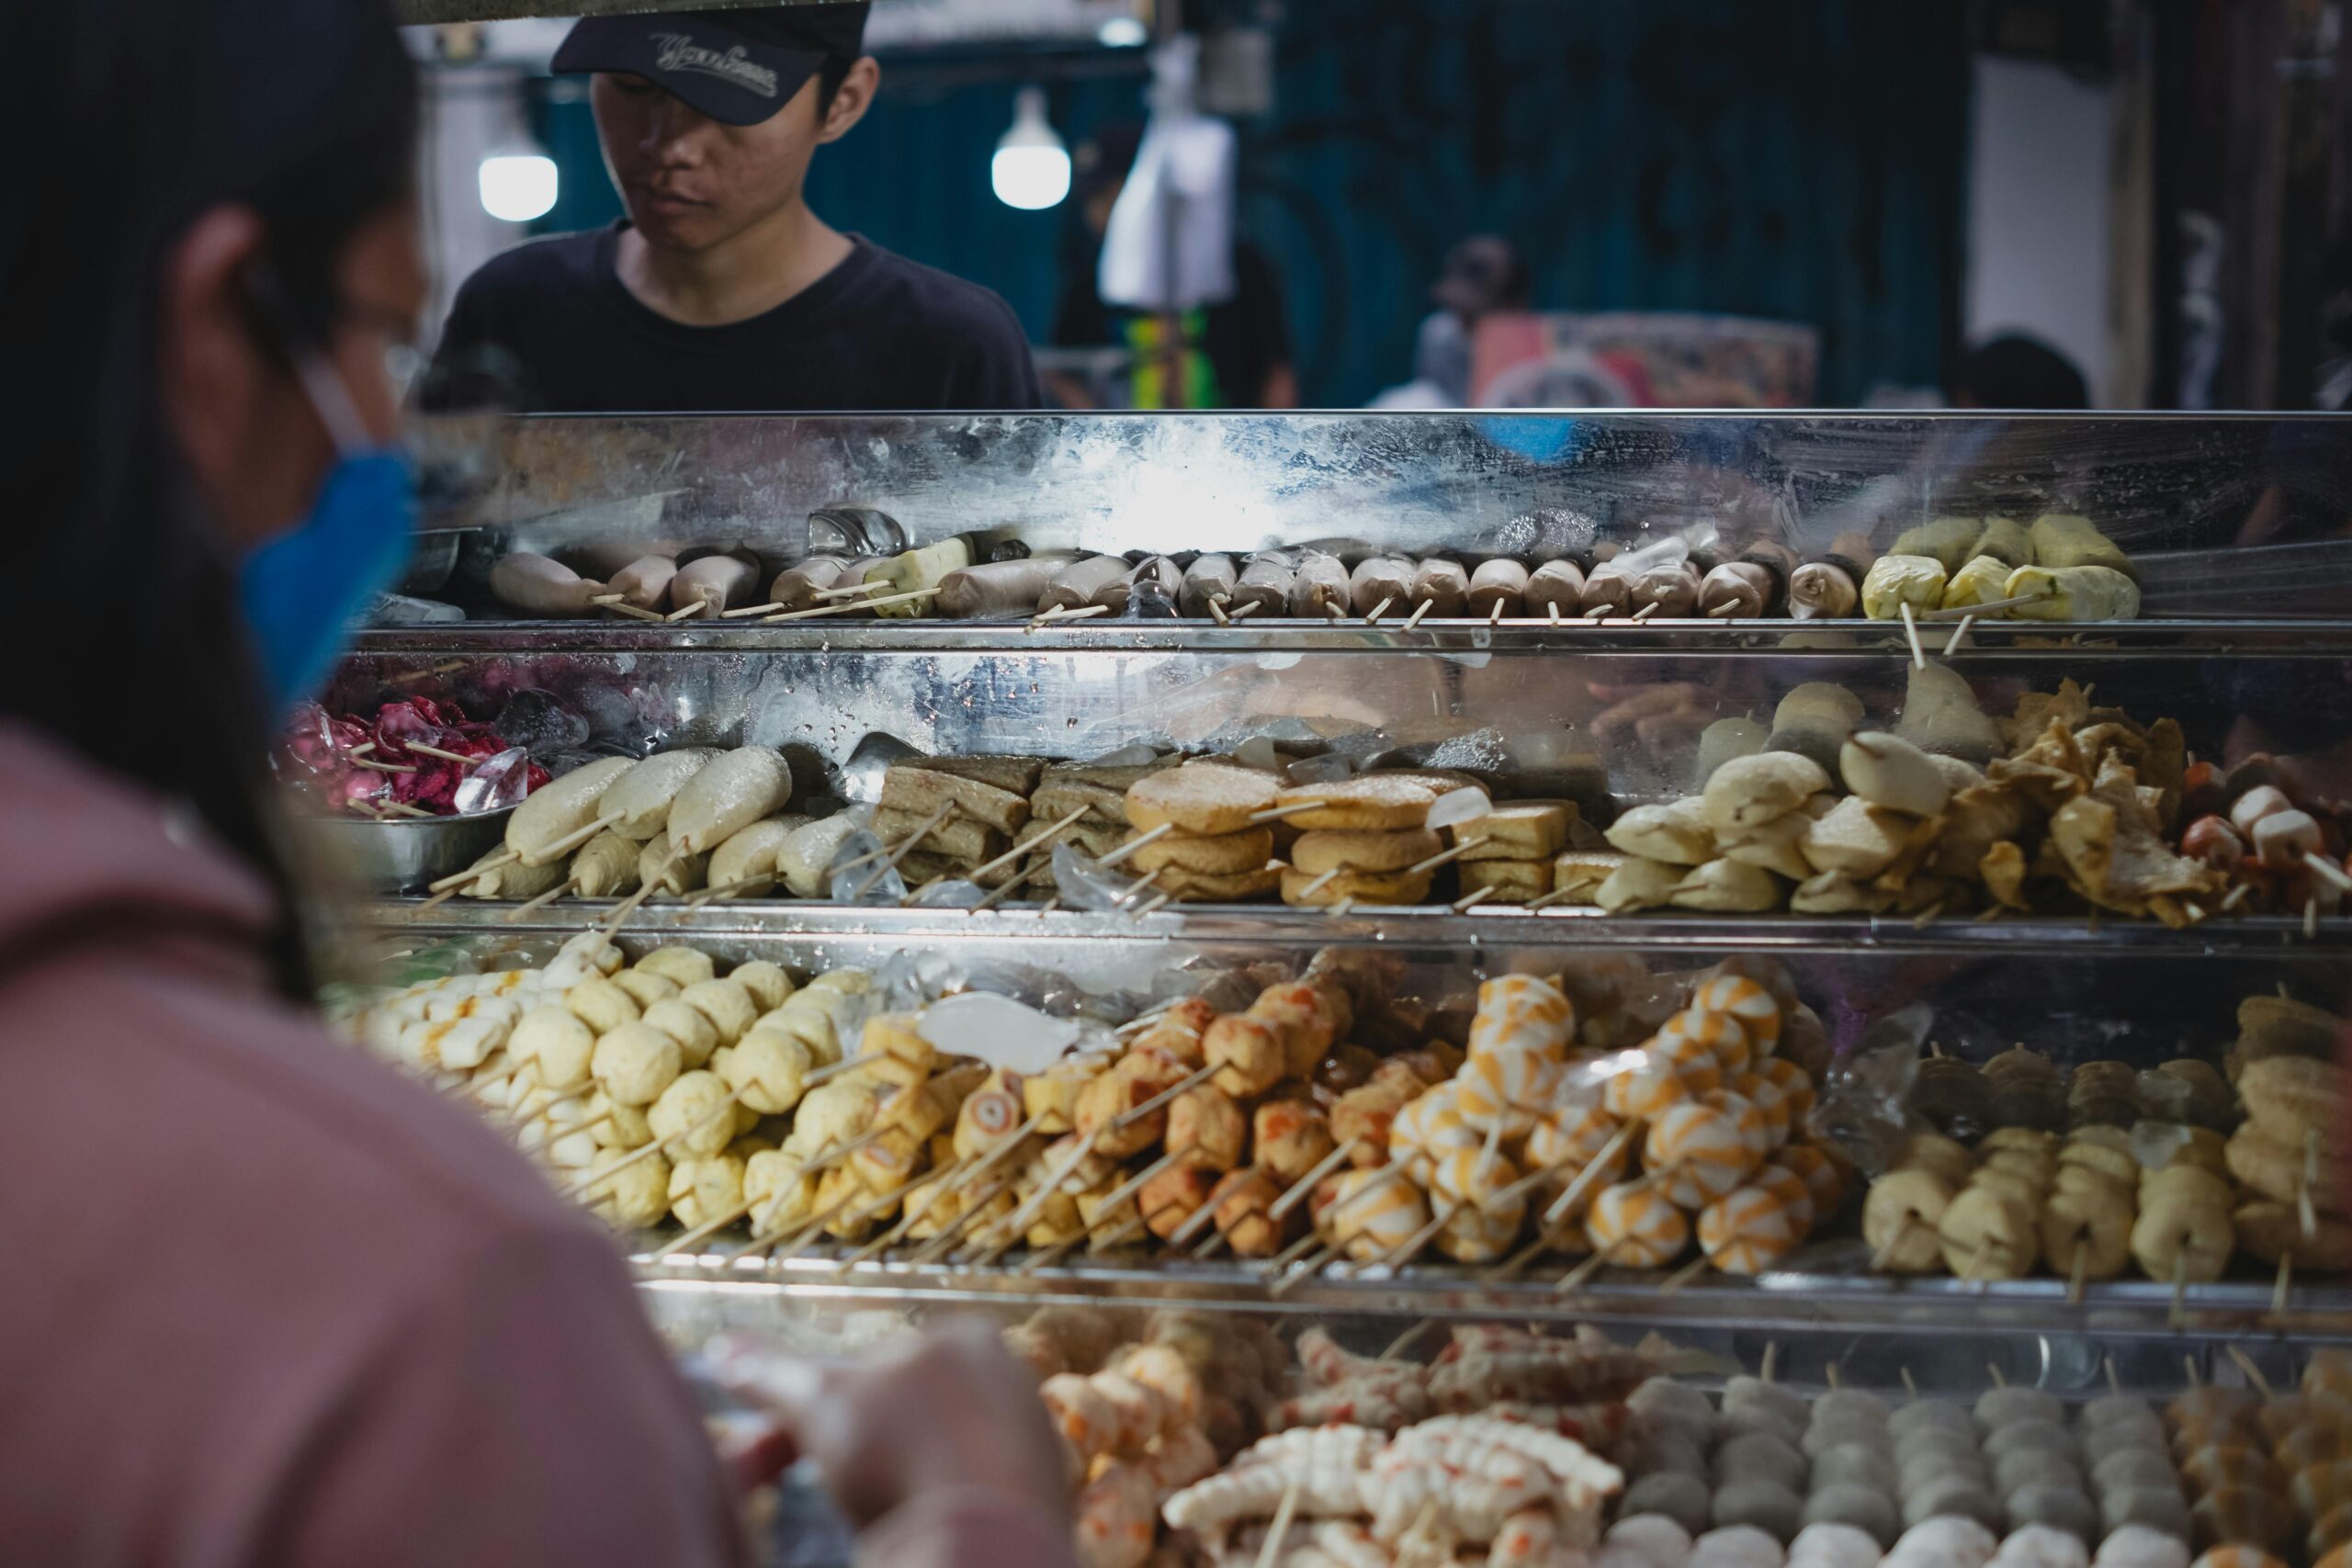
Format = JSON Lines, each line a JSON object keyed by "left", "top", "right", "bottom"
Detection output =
{"left": 0, "top": 0, "right": 417, "bottom": 994}
{"left": 818, "top": 54, "right": 858, "bottom": 109}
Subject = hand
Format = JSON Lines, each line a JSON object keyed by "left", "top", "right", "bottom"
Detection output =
{"left": 713, "top": 1322, "right": 1071, "bottom": 1529}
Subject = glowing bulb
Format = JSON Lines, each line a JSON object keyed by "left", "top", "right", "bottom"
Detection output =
{"left": 1098, "top": 17, "right": 1148, "bottom": 47}
{"left": 479, "top": 152, "right": 559, "bottom": 223}
{"left": 992, "top": 86, "right": 1069, "bottom": 210}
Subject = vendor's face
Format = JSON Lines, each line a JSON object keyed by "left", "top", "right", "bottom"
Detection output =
{"left": 594, "top": 61, "right": 876, "bottom": 253}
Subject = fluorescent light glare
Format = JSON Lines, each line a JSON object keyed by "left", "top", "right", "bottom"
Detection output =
{"left": 479, "top": 152, "right": 559, "bottom": 223}
{"left": 1098, "top": 17, "right": 1148, "bottom": 47}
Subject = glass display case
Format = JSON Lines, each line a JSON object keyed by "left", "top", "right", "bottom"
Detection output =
{"left": 332, "top": 409, "right": 2352, "bottom": 1568}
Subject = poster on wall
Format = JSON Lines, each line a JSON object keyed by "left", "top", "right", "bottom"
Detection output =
{"left": 1470, "top": 310, "right": 1821, "bottom": 409}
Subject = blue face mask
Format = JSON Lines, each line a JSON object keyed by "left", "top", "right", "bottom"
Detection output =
{"left": 237, "top": 347, "right": 417, "bottom": 716}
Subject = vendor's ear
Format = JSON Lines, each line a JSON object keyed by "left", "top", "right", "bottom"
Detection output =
{"left": 818, "top": 56, "right": 879, "bottom": 143}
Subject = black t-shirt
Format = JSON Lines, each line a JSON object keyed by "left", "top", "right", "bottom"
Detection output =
{"left": 423, "top": 225, "right": 1044, "bottom": 413}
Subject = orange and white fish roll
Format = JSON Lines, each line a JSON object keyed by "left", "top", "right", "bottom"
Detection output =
{"left": 1728, "top": 1069, "right": 1792, "bottom": 1149}
{"left": 1645, "top": 1100, "right": 1760, "bottom": 1209}
{"left": 1657, "top": 1007, "right": 1751, "bottom": 1074}
{"left": 1584, "top": 1177, "right": 1690, "bottom": 1268}
{"left": 1748, "top": 1161, "right": 1817, "bottom": 1234}
{"left": 1698, "top": 1183, "right": 1803, "bottom": 1274}
{"left": 1468, "top": 973, "right": 1574, "bottom": 1059}
{"left": 1326, "top": 1167, "right": 1430, "bottom": 1260}
{"left": 1690, "top": 974, "right": 1783, "bottom": 1055}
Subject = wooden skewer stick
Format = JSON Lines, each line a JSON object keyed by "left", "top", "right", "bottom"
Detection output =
{"left": 2101, "top": 1357, "right": 2120, "bottom": 1398}
{"left": 964, "top": 809, "right": 1089, "bottom": 886}
{"left": 1295, "top": 865, "right": 1342, "bottom": 901}
{"left": 2227, "top": 1344, "right": 2277, "bottom": 1399}
{"left": 1383, "top": 1317, "right": 1439, "bottom": 1361}
{"left": 430, "top": 848, "right": 518, "bottom": 892}
{"left": 1658, "top": 1253, "right": 1711, "bottom": 1296}
{"left": 1131, "top": 891, "right": 1172, "bottom": 917}
{"left": 1539, "top": 1122, "right": 1639, "bottom": 1229}
{"left": 827, "top": 1158, "right": 975, "bottom": 1273}
{"left": 764, "top": 1196, "right": 866, "bottom": 1265}
{"left": 990, "top": 1129, "right": 1106, "bottom": 1243}
{"left": 2068, "top": 1242, "right": 2089, "bottom": 1306}
{"left": 762, "top": 587, "right": 939, "bottom": 623}
{"left": 1018, "top": 1229, "right": 1091, "bottom": 1274}
{"left": 664, "top": 597, "right": 716, "bottom": 622}
{"left": 1097, "top": 822, "right": 1173, "bottom": 869}
{"left": 2169, "top": 1250, "right": 2189, "bottom": 1330}
{"left": 1918, "top": 592, "right": 2045, "bottom": 620}
{"left": 1546, "top": 602, "right": 1565, "bottom": 626}
{"left": 1326, "top": 1161, "right": 1409, "bottom": 1220}
{"left": 1903, "top": 1366, "right": 1921, "bottom": 1399}
{"left": 1761, "top": 1343, "right": 1779, "bottom": 1386}
{"left": 1375, "top": 1202, "right": 1457, "bottom": 1270}
{"left": 1228, "top": 599, "right": 1263, "bottom": 621}
{"left": 1169, "top": 1197, "right": 1222, "bottom": 1248}
{"left": 653, "top": 1199, "right": 759, "bottom": 1259}
{"left": 1321, "top": 600, "right": 1346, "bottom": 622}
{"left": 352, "top": 757, "right": 420, "bottom": 774}
{"left": 1261, "top": 1227, "right": 1329, "bottom": 1274}
{"left": 1409, "top": 836, "right": 1490, "bottom": 875}
{"left": 1269, "top": 1140, "right": 1363, "bottom": 1220}
{"left": 1091, "top": 1147, "right": 1183, "bottom": 1216}
{"left": 594, "top": 594, "right": 672, "bottom": 622}
{"left": 377, "top": 801, "right": 436, "bottom": 818}
{"left": 814, "top": 578, "right": 893, "bottom": 600}
{"left": 1631, "top": 602, "right": 1660, "bottom": 622}
{"left": 908, "top": 1171, "right": 1026, "bottom": 1266}
{"left": 1112, "top": 867, "right": 1164, "bottom": 909}
{"left": 2275, "top": 1254, "right": 2294, "bottom": 1317}
{"left": 1255, "top": 1480, "right": 1305, "bottom": 1568}
{"left": 2304, "top": 852, "right": 2352, "bottom": 896}
{"left": 971, "top": 857, "right": 1050, "bottom": 912}
{"left": 1525, "top": 886, "right": 1579, "bottom": 910}
{"left": 1707, "top": 601, "right": 1742, "bottom": 619}
{"left": 1362, "top": 596, "right": 1395, "bottom": 625}
{"left": 1206, "top": 597, "right": 1230, "bottom": 626}
{"left": 686, "top": 874, "right": 773, "bottom": 908}
{"left": 1112, "top": 1060, "right": 1220, "bottom": 1130}
{"left": 1487, "top": 599, "right": 1507, "bottom": 626}
{"left": 798, "top": 1124, "right": 891, "bottom": 1179}
{"left": 598, "top": 865, "right": 666, "bottom": 939}
{"left": 1946, "top": 613, "right": 1977, "bottom": 658}
{"left": 527, "top": 811, "right": 626, "bottom": 868}
{"left": 1581, "top": 603, "right": 1611, "bottom": 620}
{"left": 1899, "top": 601, "right": 1926, "bottom": 670}
{"left": 403, "top": 741, "right": 483, "bottom": 766}
{"left": 1250, "top": 801, "right": 1317, "bottom": 823}
{"left": 414, "top": 886, "right": 462, "bottom": 912}
{"left": 718, "top": 601, "right": 786, "bottom": 619}
{"left": 1554, "top": 1242, "right": 1622, "bottom": 1295}
{"left": 504, "top": 876, "right": 582, "bottom": 923}
{"left": 1267, "top": 1242, "right": 1340, "bottom": 1297}
{"left": 803, "top": 1049, "right": 884, "bottom": 1089}
{"left": 1086, "top": 1211, "right": 1153, "bottom": 1255}
{"left": 559, "top": 1095, "right": 740, "bottom": 1199}
{"left": 1401, "top": 598, "right": 1436, "bottom": 631}
{"left": 1452, "top": 886, "right": 1496, "bottom": 913}
{"left": 1868, "top": 1213, "right": 1925, "bottom": 1273}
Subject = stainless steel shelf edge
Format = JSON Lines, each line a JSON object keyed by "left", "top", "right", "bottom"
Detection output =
{"left": 350, "top": 617, "right": 2352, "bottom": 660}
{"left": 356, "top": 897, "right": 2352, "bottom": 957}
{"left": 628, "top": 1253, "right": 2352, "bottom": 1342}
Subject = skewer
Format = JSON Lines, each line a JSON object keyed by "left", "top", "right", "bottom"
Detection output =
{"left": 347, "top": 800, "right": 387, "bottom": 820}
{"left": 1206, "top": 597, "right": 1229, "bottom": 626}
{"left": 414, "top": 886, "right": 461, "bottom": 911}
{"left": 1193, "top": 1232, "right": 1227, "bottom": 1259}
{"left": 1326, "top": 1161, "right": 1409, "bottom": 1220}
{"left": 766, "top": 1196, "right": 867, "bottom": 1265}
{"left": 651, "top": 1199, "right": 759, "bottom": 1259}
{"left": 991, "top": 1130, "right": 1107, "bottom": 1244}
{"left": 1087, "top": 1211, "right": 1153, "bottom": 1254}
{"left": 1267, "top": 1243, "right": 1339, "bottom": 1296}
{"left": 530, "top": 811, "right": 625, "bottom": 867}
{"left": 377, "top": 801, "right": 435, "bottom": 818}
{"left": 803, "top": 1050, "right": 883, "bottom": 1089}
{"left": 2275, "top": 1255, "right": 2295, "bottom": 1317}
{"left": 504, "top": 876, "right": 582, "bottom": 922}
{"left": 1487, "top": 600, "right": 1507, "bottom": 626}
{"left": 430, "top": 848, "right": 517, "bottom": 892}
{"left": 2169, "top": 1251, "right": 2188, "bottom": 1330}
{"left": 2068, "top": 1244, "right": 2088, "bottom": 1305}
{"left": 1092, "top": 1148, "right": 1184, "bottom": 1216}
{"left": 1374, "top": 1202, "right": 1456, "bottom": 1270}
{"left": 830, "top": 1156, "right": 976, "bottom": 1273}
{"left": 1255, "top": 1480, "right": 1305, "bottom": 1568}
{"left": 1539, "top": 1122, "right": 1639, "bottom": 1229}
{"left": 962, "top": 809, "right": 1088, "bottom": 886}
{"left": 971, "top": 857, "right": 1051, "bottom": 913}
{"left": 1229, "top": 600, "right": 1263, "bottom": 621}
{"left": 2301, "top": 1128, "right": 2321, "bottom": 1241}
{"left": 2304, "top": 852, "right": 2352, "bottom": 896}
{"left": 1546, "top": 603, "right": 1564, "bottom": 627}
{"left": 1321, "top": 601, "right": 1346, "bottom": 623}
{"left": 1581, "top": 604, "right": 1611, "bottom": 621}
{"left": 1262, "top": 1228, "right": 1329, "bottom": 1274}
{"left": 1295, "top": 866, "right": 1342, "bottom": 901}
{"left": 1761, "top": 1343, "right": 1779, "bottom": 1385}
{"left": 1112, "top": 1061, "right": 1220, "bottom": 1129}
{"left": 1250, "top": 802, "right": 1316, "bottom": 824}
{"left": 1269, "top": 1140, "right": 1363, "bottom": 1220}
{"left": 799, "top": 1124, "right": 891, "bottom": 1179}
{"left": 1899, "top": 601, "right": 1926, "bottom": 670}
{"left": 559, "top": 1095, "right": 739, "bottom": 1199}
{"left": 1401, "top": 599, "right": 1435, "bottom": 631}
{"left": 1409, "top": 836, "right": 1489, "bottom": 875}
{"left": 1946, "top": 613, "right": 1976, "bottom": 658}
{"left": 1707, "top": 602, "right": 1741, "bottom": 619}
{"left": 762, "top": 587, "right": 939, "bottom": 623}
{"left": 687, "top": 874, "right": 772, "bottom": 908}
{"left": 1554, "top": 1241, "right": 1621, "bottom": 1294}
{"left": 1452, "top": 886, "right": 1495, "bottom": 913}
{"left": 1018, "top": 1229, "right": 1091, "bottom": 1274}
{"left": 598, "top": 866, "right": 665, "bottom": 938}
{"left": 1902, "top": 1367, "right": 1920, "bottom": 1399}
{"left": 2227, "top": 1345, "right": 2277, "bottom": 1399}
{"left": 2222, "top": 882, "right": 2252, "bottom": 913}
{"left": 403, "top": 741, "right": 483, "bottom": 766}
{"left": 1325, "top": 897, "right": 1354, "bottom": 919}
{"left": 1029, "top": 604, "right": 1114, "bottom": 631}
{"left": 352, "top": 757, "right": 420, "bottom": 774}
{"left": 1097, "top": 822, "right": 1173, "bottom": 869}
{"left": 1169, "top": 1196, "right": 1223, "bottom": 1247}
{"left": 1525, "top": 886, "right": 1577, "bottom": 910}
{"left": 911, "top": 1171, "right": 1027, "bottom": 1266}
{"left": 1383, "top": 1318, "right": 1438, "bottom": 1360}
{"left": 718, "top": 601, "right": 786, "bottom": 619}
{"left": 1362, "top": 596, "right": 1395, "bottom": 625}
{"left": 1919, "top": 592, "right": 2045, "bottom": 620}
{"left": 665, "top": 597, "right": 714, "bottom": 622}
{"left": 813, "top": 579, "right": 892, "bottom": 600}
{"left": 1630, "top": 602, "right": 1659, "bottom": 622}
{"left": 1111, "top": 867, "right": 1164, "bottom": 909}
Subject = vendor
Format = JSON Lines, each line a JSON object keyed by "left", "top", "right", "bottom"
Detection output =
{"left": 425, "top": 3, "right": 1041, "bottom": 412}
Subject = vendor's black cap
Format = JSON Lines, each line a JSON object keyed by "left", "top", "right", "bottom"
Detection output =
{"left": 554, "top": 4, "right": 870, "bottom": 127}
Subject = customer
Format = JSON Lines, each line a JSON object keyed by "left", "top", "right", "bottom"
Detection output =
{"left": 426, "top": 3, "right": 1040, "bottom": 412}
{"left": 0, "top": 2, "right": 1072, "bottom": 1564}
{"left": 1949, "top": 333, "right": 2092, "bottom": 409}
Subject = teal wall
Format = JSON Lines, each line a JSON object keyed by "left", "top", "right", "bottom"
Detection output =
{"left": 533, "top": 2, "right": 1968, "bottom": 406}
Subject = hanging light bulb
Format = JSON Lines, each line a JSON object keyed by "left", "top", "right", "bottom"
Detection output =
{"left": 991, "top": 86, "right": 1070, "bottom": 211}
{"left": 478, "top": 143, "right": 559, "bottom": 224}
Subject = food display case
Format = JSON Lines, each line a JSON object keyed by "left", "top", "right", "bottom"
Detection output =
{"left": 328, "top": 410, "right": 2352, "bottom": 1568}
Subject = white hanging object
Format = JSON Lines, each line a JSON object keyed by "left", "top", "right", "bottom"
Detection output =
{"left": 1098, "top": 35, "right": 1238, "bottom": 312}
{"left": 918, "top": 992, "right": 1082, "bottom": 1076}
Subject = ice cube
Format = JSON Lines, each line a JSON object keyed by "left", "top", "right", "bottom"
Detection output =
{"left": 828, "top": 829, "right": 906, "bottom": 904}
{"left": 455, "top": 747, "right": 534, "bottom": 815}
{"left": 491, "top": 689, "right": 589, "bottom": 758}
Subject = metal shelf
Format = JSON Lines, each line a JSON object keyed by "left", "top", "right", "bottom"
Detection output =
{"left": 360, "top": 896, "right": 2352, "bottom": 959}
{"left": 354, "top": 616, "right": 2352, "bottom": 661}
{"left": 628, "top": 1247, "right": 2352, "bottom": 1344}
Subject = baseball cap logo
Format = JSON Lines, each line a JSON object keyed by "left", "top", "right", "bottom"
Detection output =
{"left": 650, "top": 31, "right": 780, "bottom": 98}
